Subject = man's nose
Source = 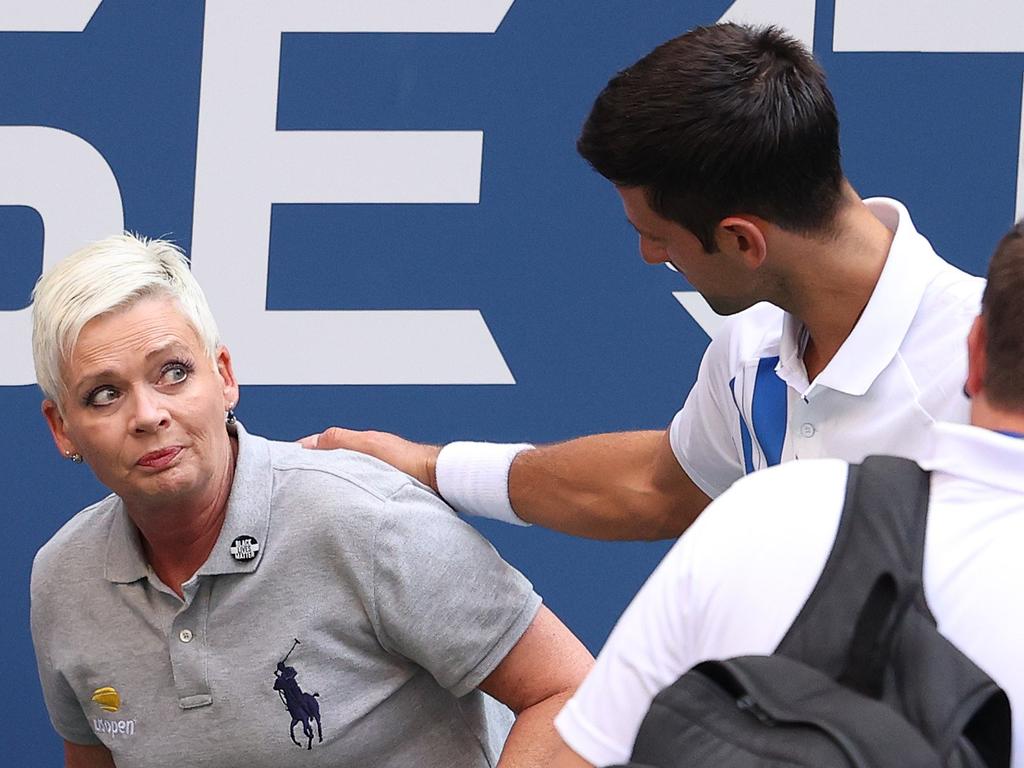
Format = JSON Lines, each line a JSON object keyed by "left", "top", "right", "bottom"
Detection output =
{"left": 639, "top": 235, "right": 667, "bottom": 265}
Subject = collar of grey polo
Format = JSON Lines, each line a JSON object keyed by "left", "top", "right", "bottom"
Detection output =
{"left": 103, "top": 421, "right": 272, "bottom": 583}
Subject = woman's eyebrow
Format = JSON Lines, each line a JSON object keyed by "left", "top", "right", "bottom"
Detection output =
{"left": 74, "top": 341, "right": 191, "bottom": 388}
{"left": 143, "top": 340, "right": 191, "bottom": 361}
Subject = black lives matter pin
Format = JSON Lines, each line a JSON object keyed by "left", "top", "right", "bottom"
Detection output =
{"left": 230, "top": 536, "right": 260, "bottom": 561}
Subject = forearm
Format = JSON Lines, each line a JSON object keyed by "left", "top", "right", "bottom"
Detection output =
{"left": 481, "top": 605, "right": 593, "bottom": 767}
{"left": 497, "top": 690, "right": 576, "bottom": 768}
{"left": 508, "top": 430, "right": 708, "bottom": 540}
{"left": 65, "top": 741, "right": 116, "bottom": 767}
{"left": 301, "top": 425, "right": 710, "bottom": 539}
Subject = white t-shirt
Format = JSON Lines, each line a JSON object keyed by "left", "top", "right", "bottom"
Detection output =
{"left": 671, "top": 198, "right": 983, "bottom": 498}
{"left": 555, "top": 422, "right": 1024, "bottom": 766}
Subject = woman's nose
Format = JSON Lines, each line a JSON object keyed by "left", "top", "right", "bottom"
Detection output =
{"left": 130, "top": 388, "right": 170, "bottom": 432}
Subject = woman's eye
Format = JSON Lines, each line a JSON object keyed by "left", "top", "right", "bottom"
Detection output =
{"left": 160, "top": 363, "right": 191, "bottom": 385}
{"left": 87, "top": 387, "right": 119, "bottom": 406}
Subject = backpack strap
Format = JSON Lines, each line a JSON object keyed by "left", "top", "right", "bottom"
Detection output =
{"left": 776, "top": 455, "right": 1010, "bottom": 767}
{"left": 776, "top": 454, "right": 931, "bottom": 677}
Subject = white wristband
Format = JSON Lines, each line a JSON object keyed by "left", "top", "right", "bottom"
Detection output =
{"left": 435, "top": 441, "right": 535, "bottom": 526}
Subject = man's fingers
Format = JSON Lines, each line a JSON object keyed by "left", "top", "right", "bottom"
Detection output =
{"left": 318, "top": 427, "right": 360, "bottom": 449}
{"left": 294, "top": 427, "right": 438, "bottom": 489}
{"left": 298, "top": 427, "right": 363, "bottom": 451}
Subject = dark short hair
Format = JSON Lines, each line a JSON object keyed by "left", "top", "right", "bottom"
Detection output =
{"left": 981, "top": 220, "right": 1024, "bottom": 409}
{"left": 577, "top": 23, "right": 845, "bottom": 251}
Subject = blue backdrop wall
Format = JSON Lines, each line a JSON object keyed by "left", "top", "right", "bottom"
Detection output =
{"left": 2, "top": 1, "right": 1022, "bottom": 761}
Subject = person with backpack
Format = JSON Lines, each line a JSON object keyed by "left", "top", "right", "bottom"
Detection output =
{"left": 549, "top": 222, "right": 1024, "bottom": 766}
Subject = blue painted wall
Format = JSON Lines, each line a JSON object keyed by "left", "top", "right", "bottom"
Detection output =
{"left": 2, "top": 1, "right": 1021, "bottom": 761}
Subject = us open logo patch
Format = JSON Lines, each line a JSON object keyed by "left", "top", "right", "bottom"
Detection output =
{"left": 230, "top": 536, "right": 260, "bottom": 561}
{"left": 91, "top": 687, "right": 137, "bottom": 738}
{"left": 91, "top": 687, "right": 120, "bottom": 712}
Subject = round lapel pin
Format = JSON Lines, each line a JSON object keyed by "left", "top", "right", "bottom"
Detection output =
{"left": 230, "top": 536, "right": 260, "bottom": 561}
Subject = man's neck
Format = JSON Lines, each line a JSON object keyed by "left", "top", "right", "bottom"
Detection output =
{"left": 776, "top": 194, "right": 895, "bottom": 382}
{"left": 971, "top": 397, "right": 1024, "bottom": 437}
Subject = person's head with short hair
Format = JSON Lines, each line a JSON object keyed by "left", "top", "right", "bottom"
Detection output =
{"left": 969, "top": 220, "right": 1024, "bottom": 413}
{"left": 31, "top": 232, "right": 238, "bottom": 511}
{"left": 31, "top": 233, "right": 221, "bottom": 407}
{"left": 577, "top": 22, "right": 845, "bottom": 253}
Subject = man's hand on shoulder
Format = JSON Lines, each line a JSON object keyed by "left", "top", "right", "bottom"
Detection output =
{"left": 299, "top": 427, "right": 711, "bottom": 539}
{"left": 298, "top": 427, "right": 441, "bottom": 491}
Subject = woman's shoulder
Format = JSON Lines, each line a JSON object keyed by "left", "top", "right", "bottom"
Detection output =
{"left": 32, "top": 494, "right": 121, "bottom": 586}
{"left": 262, "top": 437, "right": 431, "bottom": 519}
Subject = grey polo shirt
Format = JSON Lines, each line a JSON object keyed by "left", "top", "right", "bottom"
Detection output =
{"left": 31, "top": 424, "right": 541, "bottom": 767}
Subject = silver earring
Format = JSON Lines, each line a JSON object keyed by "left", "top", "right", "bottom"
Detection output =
{"left": 65, "top": 449, "right": 83, "bottom": 464}
{"left": 226, "top": 404, "right": 237, "bottom": 425}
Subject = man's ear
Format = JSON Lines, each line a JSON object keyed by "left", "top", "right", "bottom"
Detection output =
{"left": 41, "top": 399, "right": 74, "bottom": 458}
{"left": 716, "top": 217, "right": 767, "bottom": 269}
{"left": 965, "top": 314, "right": 987, "bottom": 399}
{"left": 215, "top": 345, "right": 240, "bottom": 411}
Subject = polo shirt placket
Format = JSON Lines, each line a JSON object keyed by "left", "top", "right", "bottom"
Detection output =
{"left": 102, "top": 425, "right": 274, "bottom": 714}
{"left": 169, "top": 577, "right": 211, "bottom": 709}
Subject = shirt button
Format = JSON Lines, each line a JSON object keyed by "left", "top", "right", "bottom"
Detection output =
{"left": 179, "top": 629, "right": 194, "bottom": 643}
{"left": 800, "top": 423, "right": 816, "bottom": 438}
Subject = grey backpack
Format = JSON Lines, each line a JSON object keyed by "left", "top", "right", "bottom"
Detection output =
{"left": 612, "top": 456, "right": 1011, "bottom": 768}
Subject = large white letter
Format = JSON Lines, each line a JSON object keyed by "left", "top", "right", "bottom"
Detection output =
{"left": 0, "top": 129, "right": 124, "bottom": 386}
{"left": 0, "top": 5, "right": 123, "bottom": 386}
{"left": 834, "top": 1, "right": 1024, "bottom": 52}
{"left": 193, "top": 1, "right": 517, "bottom": 384}
{"left": 0, "top": 1, "right": 101, "bottom": 32}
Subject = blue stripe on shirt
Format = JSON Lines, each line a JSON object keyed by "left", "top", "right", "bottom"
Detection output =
{"left": 751, "top": 356, "right": 787, "bottom": 468}
{"left": 730, "top": 376, "right": 755, "bottom": 475}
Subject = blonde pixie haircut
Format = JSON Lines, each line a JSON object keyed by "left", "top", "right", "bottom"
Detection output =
{"left": 31, "top": 233, "right": 221, "bottom": 404}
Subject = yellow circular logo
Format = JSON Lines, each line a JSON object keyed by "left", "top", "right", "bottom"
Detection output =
{"left": 91, "top": 687, "right": 121, "bottom": 713}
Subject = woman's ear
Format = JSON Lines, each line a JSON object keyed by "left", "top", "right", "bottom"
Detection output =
{"left": 215, "top": 345, "right": 240, "bottom": 411}
{"left": 41, "top": 399, "right": 74, "bottom": 457}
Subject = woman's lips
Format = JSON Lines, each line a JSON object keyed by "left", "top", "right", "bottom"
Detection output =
{"left": 137, "top": 447, "right": 182, "bottom": 469}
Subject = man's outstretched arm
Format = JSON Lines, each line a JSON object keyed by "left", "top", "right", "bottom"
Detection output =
{"left": 299, "top": 428, "right": 710, "bottom": 540}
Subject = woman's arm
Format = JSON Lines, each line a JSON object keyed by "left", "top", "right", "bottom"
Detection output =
{"left": 65, "top": 741, "right": 116, "bottom": 768}
{"left": 478, "top": 605, "right": 594, "bottom": 768}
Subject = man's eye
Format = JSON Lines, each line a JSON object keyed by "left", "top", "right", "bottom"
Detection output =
{"left": 86, "top": 387, "right": 119, "bottom": 406}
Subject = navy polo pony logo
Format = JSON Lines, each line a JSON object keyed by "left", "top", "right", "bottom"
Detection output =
{"left": 273, "top": 639, "right": 323, "bottom": 750}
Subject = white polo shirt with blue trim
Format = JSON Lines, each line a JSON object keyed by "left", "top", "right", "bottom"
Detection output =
{"left": 555, "top": 423, "right": 1024, "bottom": 766}
{"left": 669, "top": 198, "right": 984, "bottom": 498}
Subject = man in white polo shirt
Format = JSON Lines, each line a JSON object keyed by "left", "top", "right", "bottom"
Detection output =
{"left": 549, "top": 221, "right": 1024, "bottom": 766}
{"left": 300, "top": 24, "right": 981, "bottom": 541}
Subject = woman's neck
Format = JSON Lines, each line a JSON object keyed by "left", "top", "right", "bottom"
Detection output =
{"left": 130, "top": 436, "right": 238, "bottom": 599}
